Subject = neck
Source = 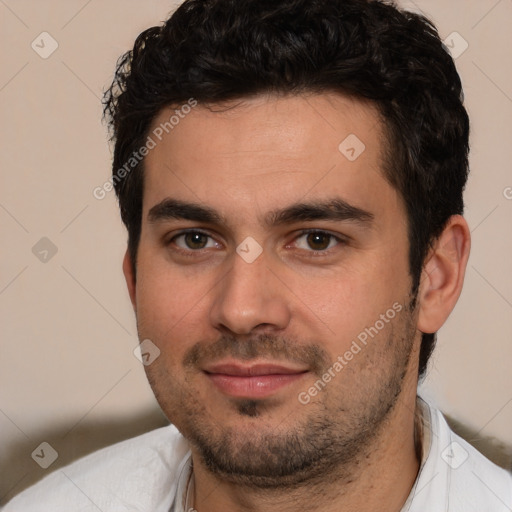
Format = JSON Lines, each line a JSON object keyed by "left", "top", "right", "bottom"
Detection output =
{"left": 190, "top": 392, "right": 421, "bottom": 512}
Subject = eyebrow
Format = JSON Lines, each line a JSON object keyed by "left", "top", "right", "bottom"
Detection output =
{"left": 148, "top": 198, "right": 223, "bottom": 224}
{"left": 147, "top": 197, "right": 374, "bottom": 228}
{"left": 265, "top": 199, "right": 374, "bottom": 227}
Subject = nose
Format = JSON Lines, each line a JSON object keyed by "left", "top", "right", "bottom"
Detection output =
{"left": 209, "top": 249, "right": 292, "bottom": 336}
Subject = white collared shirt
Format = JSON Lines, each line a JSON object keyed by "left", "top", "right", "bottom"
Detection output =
{"left": 3, "top": 400, "right": 511, "bottom": 511}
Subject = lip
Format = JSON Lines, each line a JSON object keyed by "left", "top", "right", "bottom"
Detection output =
{"left": 203, "top": 360, "right": 309, "bottom": 399}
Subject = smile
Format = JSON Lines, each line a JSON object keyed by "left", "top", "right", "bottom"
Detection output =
{"left": 203, "top": 361, "right": 309, "bottom": 399}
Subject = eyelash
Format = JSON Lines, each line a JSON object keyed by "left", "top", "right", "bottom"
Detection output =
{"left": 167, "top": 229, "right": 346, "bottom": 256}
{"left": 293, "top": 229, "right": 346, "bottom": 255}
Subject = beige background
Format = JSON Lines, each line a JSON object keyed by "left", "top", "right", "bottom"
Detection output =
{"left": 1, "top": 0, "right": 511, "bottom": 503}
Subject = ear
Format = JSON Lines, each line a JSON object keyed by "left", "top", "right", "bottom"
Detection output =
{"left": 123, "top": 250, "right": 137, "bottom": 310}
{"left": 417, "top": 215, "right": 471, "bottom": 334}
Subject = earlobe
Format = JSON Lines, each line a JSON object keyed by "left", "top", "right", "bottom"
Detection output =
{"left": 123, "top": 250, "right": 137, "bottom": 310}
{"left": 417, "top": 215, "right": 471, "bottom": 334}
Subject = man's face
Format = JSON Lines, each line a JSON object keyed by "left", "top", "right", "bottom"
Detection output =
{"left": 129, "top": 93, "right": 421, "bottom": 486}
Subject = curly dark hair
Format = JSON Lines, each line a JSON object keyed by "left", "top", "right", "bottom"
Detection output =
{"left": 103, "top": 0, "right": 469, "bottom": 379}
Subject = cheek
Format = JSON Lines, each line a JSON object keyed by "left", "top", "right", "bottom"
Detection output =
{"left": 135, "top": 267, "right": 202, "bottom": 346}
{"left": 137, "top": 254, "right": 198, "bottom": 312}
{"left": 312, "top": 265, "right": 409, "bottom": 354}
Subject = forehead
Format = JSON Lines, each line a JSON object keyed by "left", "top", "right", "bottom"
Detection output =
{"left": 142, "top": 93, "right": 400, "bottom": 227}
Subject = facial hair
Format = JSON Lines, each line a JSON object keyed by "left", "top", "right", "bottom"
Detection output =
{"left": 144, "top": 300, "right": 417, "bottom": 489}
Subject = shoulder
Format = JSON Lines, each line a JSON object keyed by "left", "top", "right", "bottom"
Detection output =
{"left": 2, "top": 425, "right": 189, "bottom": 512}
{"left": 435, "top": 408, "right": 512, "bottom": 510}
{"left": 414, "top": 401, "right": 512, "bottom": 512}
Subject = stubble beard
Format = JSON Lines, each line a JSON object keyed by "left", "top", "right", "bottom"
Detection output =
{"left": 144, "top": 305, "right": 417, "bottom": 490}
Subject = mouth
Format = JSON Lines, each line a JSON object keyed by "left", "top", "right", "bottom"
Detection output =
{"left": 203, "top": 361, "right": 309, "bottom": 399}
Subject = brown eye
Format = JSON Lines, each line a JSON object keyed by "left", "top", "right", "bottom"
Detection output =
{"left": 172, "top": 231, "right": 216, "bottom": 251}
{"left": 306, "top": 232, "right": 332, "bottom": 251}
{"left": 292, "top": 230, "right": 344, "bottom": 253}
{"left": 183, "top": 232, "right": 208, "bottom": 249}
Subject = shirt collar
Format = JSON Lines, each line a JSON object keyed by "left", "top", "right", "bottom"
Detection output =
{"left": 400, "top": 396, "right": 434, "bottom": 511}
{"left": 170, "top": 451, "right": 194, "bottom": 512}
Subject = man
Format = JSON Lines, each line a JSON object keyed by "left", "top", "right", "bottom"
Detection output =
{"left": 4, "top": 0, "right": 511, "bottom": 510}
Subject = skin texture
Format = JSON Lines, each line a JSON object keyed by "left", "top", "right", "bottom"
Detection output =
{"left": 123, "top": 93, "right": 471, "bottom": 512}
